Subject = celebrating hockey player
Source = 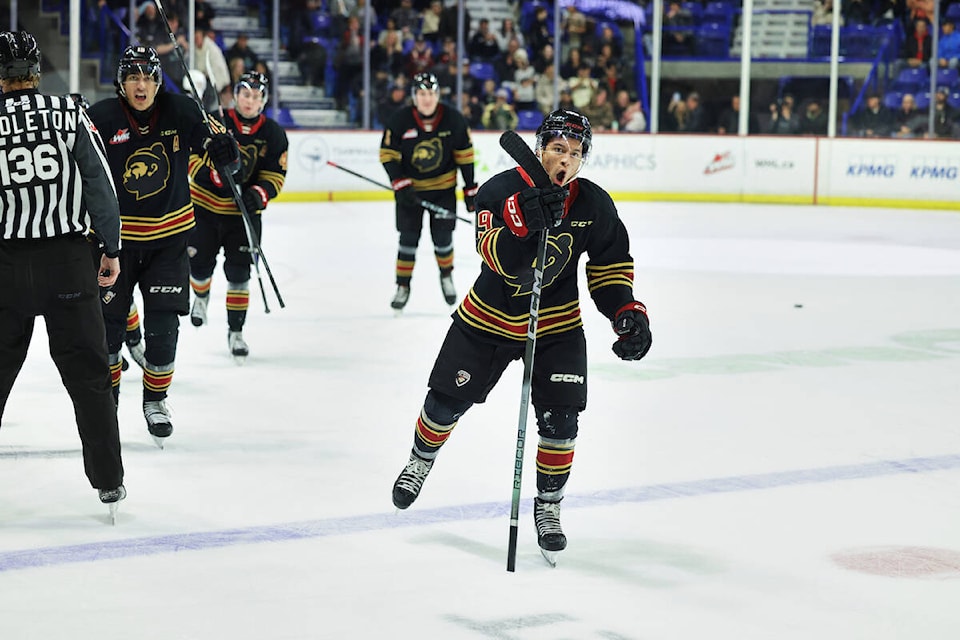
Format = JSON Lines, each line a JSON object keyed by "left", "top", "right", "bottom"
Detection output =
{"left": 87, "top": 45, "right": 240, "bottom": 445}
{"left": 0, "top": 31, "right": 126, "bottom": 517}
{"left": 379, "top": 72, "right": 477, "bottom": 311}
{"left": 391, "top": 110, "right": 652, "bottom": 563}
{"left": 187, "top": 70, "right": 288, "bottom": 361}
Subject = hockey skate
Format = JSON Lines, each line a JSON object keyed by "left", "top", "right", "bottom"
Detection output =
{"left": 534, "top": 497, "right": 567, "bottom": 567}
{"left": 440, "top": 274, "right": 457, "bottom": 305}
{"left": 228, "top": 330, "right": 249, "bottom": 363}
{"left": 125, "top": 339, "right": 146, "bottom": 369}
{"left": 143, "top": 400, "right": 173, "bottom": 448}
{"left": 191, "top": 295, "right": 209, "bottom": 327}
{"left": 99, "top": 485, "right": 126, "bottom": 525}
{"left": 392, "top": 451, "right": 434, "bottom": 509}
{"left": 390, "top": 285, "right": 410, "bottom": 314}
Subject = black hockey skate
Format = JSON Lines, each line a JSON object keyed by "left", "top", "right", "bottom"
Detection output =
{"left": 392, "top": 452, "right": 434, "bottom": 509}
{"left": 534, "top": 497, "right": 567, "bottom": 566}
{"left": 99, "top": 485, "right": 126, "bottom": 525}
{"left": 440, "top": 274, "right": 457, "bottom": 305}
{"left": 390, "top": 285, "right": 410, "bottom": 314}
{"left": 143, "top": 400, "right": 173, "bottom": 448}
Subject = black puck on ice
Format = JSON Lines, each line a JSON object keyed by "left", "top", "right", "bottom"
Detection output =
{"left": 794, "top": 304, "right": 803, "bottom": 308}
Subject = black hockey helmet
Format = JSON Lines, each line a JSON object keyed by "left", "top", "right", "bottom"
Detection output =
{"left": 66, "top": 92, "right": 91, "bottom": 109}
{"left": 536, "top": 109, "right": 592, "bottom": 160}
{"left": 0, "top": 31, "right": 41, "bottom": 80}
{"left": 411, "top": 72, "right": 439, "bottom": 99}
{"left": 234, "top": 71, "right": 269, "bottom": 105}
{"left": 115, "top": 45, "right": 163, "bottom": 95}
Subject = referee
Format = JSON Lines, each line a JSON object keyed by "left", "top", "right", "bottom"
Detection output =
{"left": 0, "top": 31, "right": 126, "bottom": 517}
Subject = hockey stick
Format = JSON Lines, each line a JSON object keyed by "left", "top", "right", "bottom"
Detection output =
{"left": 498, "top": 130, "right": 552, "bottom": 573}
{"left": 325, "top": 160, "right": 473, "bottom": 224}
{"left": 152, "top": 0, "right": 285, "bottom": 311}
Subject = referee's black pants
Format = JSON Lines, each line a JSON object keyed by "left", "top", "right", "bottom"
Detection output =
{"left": 0, "top": 235, "right": 123, "bottom": 490}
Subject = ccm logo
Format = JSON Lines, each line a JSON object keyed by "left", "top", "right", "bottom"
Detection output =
{"left": 149, "top": 286, "right": 183, "bottom": 294}
{"left": 550, "top": 373, "right": 585, "bottom": 384}
{"left": 570, "top": 220, "right": 592, "bottom": 227}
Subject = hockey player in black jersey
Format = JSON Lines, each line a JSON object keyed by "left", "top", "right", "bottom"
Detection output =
{"left": 0, "top": 31, "right": 126, "bottom": 518}
{"left": 391, "top": 110, "right": 652, "bottom": 563}
{"left": 379, "top": 72, "right": 477, "bottom": 312}
{"left": 87, "top": 45, "right": 240, "bottom": 445}
{"left": 187, "top": 71, "right": 288, "bottom": 360}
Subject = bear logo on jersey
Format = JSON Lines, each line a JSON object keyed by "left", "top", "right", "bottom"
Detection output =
{"left": 509, "top": 233, "right": 574, "bottom": 297}
{"left": 238, "top": 143, "right": 259, "bottom": 183}
{"left": 411, "top": 138, "right": 443, "bottom": 174}
{"left": 123, "top": 142, "right": 170, "bottom": 200}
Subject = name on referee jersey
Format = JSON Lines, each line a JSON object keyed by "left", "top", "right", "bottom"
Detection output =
{"left": 0, "top": 109, "right": 77, "bottom": 138}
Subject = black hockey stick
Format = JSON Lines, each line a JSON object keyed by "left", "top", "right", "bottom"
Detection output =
{"left": 499, "top": 130, "right": 552, "bottom": 573}
{"left": 326, "top": 160, "right": 473, "bottom": 224}
{"left": 153, "top": 0, "right": 285, "bottom": 312}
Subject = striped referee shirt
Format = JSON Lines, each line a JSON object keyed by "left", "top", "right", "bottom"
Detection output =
{"left": 0, "top": 89, "right": 120, "bottom": 256}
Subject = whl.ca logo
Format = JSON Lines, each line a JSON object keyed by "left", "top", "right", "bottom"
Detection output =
{"left": 704, "top": 151, "right": 735, "bottom": 175}
{"left": 109, "top": 128, "right": 130, "bottom": 144}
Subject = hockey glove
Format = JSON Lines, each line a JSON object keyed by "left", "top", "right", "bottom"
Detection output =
{"left": 206, "top": 132, "right": 241, "bottom": 175}
{"left": 392, "top": 177, "right": 418, "bottom": 207}
{"left": 612, "top": 302, "right": 652, "bottom": 361}
{"left": 503, "top": 186, "right": 567, "bottom": 240}
{"left": 241, "top": 186, "right": 268, "bottom": 213}
{"left": 463, "top": 184, "right": 478, "bottom": 213}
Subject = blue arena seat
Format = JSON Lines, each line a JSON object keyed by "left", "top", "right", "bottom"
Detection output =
{"left": 516, "top": 109, "right": 543, "bottom": 131}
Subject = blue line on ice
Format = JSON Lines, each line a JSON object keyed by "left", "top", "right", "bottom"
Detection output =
{"left": 2, "top": 453, "right": 957, "bottom": 572}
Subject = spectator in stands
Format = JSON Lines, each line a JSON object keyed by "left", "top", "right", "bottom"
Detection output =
{"left": 372, "top": 28, "right": 406, "bottom": 81}
{"left": 842, "top": 0, "right": 870, "bottom": 25}
{"left": 596, "top": 23, "right": 624, "bottom": 60}
{"left": 390, "top": 0, "right": 421, "bottom": 33}
{"left": 461, "top": 93, "right": 484, "bottom": 130}
{"left": 932, "top": 87, "right": 957, "bottom": 137}
{"left": 478, "top": 77, "right": 499, "bottom": 105}
{"left": 194, "top": 0, "right": 216, "bottom": 32}
{"left": 421, "top": 0, "right": 443, "bottom": 44}
{"left": 850, "top": 92, "right": 894, "bottom": 137}
{"left": 494, "top": 37, "right": 523, "bottom": 84}
{"left": 531, "top": 42, "right": 554, "bottom": 74}
{"left": 716, "top": 95, "right": 760, "bottom": 134}
{"left": 939, "top": 22, "right": 960, "bottom": 69}
{"left": 288, "top": 0, "right": 327, "bottom": 89}
{"left": 558, "top": 87, "right": 576, "bottom": 112}
{"left": 799, "top": 99, "right": 829, "bottom": 135}
{"left": 495, "top": 18, "right": 525, "bottom": 54}
{"left": 507, "top": 48, "right": 537, "bottom": 112}
{"left": 378, "top": 17, "right": 405, "bottom": 48}
{"left": 560, "top": 47, "right": 583, "bottom": 81}
{"left": 190, "top": 28, "right": 231, "bottom": 105}
{"left": 600, "top": 61, "right": 627, "bottom": 99}
{"left": 228, "top": 57, "right": 245, "bottom": 92}
{"left": 614, "top": 91, "right": 647, "bottom": 133}
{"left": 378, "top": 82, "right": 409, "bottom": 126}
{"left": 664, "top": 92, "right": 689, "bottom": 131}
{"left": 152, "top": 11, "right": 188, "bottom": 89}
{"left": 683, "top": 91, "right": 707, "bottom": 132}
{"left": 226, "top": 34, "right": 260, "bottom": 73}
{"left": 904, "top": 0, "right": 934, "bottom": 33}
{"left": 468, "top": 18, "right": 501, "bottom": 61}
{"left": 568, "top": 63, "right": 598, "bottom": 110}
{"left": 135, "top": 2, "right": 167, "bottom": 49}
{"left": 663, "top": 1, "right": 695, "bottom": 56}
{"left": 432, "top": 36, "right": 457, "bottom": 70}
{"left": 812, "top": 0, "right": 844, "bottom": 27}
{"left": 893, "top": 93, "right": 926, "bottom": 137}
{"left": 438, "top": 0, "right": 470, "bottom": 44}
{"left": 404, "top": 34, "right": 434, "bottom": 79}
{"left": 526, "top": 6, "right": 554, "bottom": 56}
{"left": 334, "top": 15, "right": 365, "bottom": 109}
{"left": 346, "top": 0, "right": 378, "bottom": 31}
{"left": 562, "top": 5, "right": 590, "bottom": 58}
{"left": 481, "top": 87, "right": 518, "bottom": 130}
{"left": 768, "top": 93, "right": 802, "bottom": 134}
{"left": 535, "top": 63, "right": 563, "bottom": 115}
{"left": 582, "top": 86, "right": 616, "bottom": 131}
{"left": 902, "top": 18, "right": 932, "bottom": 68}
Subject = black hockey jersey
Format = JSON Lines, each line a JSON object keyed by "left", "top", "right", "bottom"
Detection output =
{"left": 189, "top": 108, "right": 288, "bottom": 215}
{"left": 456, "top": 168, "right": 635, "bottom": 343}
{"left": 87, "top": 92, "right": 213, "bottom": 247}
{"left": 0, "top": 90, "right": 120, "bottom": 255}
{"left": 379, "top": 103, "right": 475, "bottom": 193}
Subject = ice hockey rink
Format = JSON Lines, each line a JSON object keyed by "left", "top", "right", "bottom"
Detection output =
{"left": 1, "top": 197, "right": 959, "bottom": 640}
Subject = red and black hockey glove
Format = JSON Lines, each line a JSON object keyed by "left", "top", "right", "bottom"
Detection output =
{"left": 503, "top": 186, "right": 567, "bottom": 240}
{"left": 392, "top": 177, "right": 418, "bottom": 207}
{"left": 241, "top": 186, "right": 268, "bottom": 213}
{"left": 612, "top": 302, "right": 652, "bottom": 361}
{"left": 205, "top": 132, "right": 241, "bottom": 175}
{"left": 463, "top": 184, "right": 478, "bottom": 213}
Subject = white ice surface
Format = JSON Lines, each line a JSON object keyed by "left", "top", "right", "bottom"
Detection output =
{"left": 1, "top": 201, "right": 959, "bottom": 640}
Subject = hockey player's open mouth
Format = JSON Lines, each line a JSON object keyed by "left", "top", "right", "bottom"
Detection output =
{"left": 554, "top": 170, "right": 567, "bottom": 185}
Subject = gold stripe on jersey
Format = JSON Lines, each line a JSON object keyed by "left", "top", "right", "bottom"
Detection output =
{"left": 380, "top": 148, "right": 401, "bottom": 163}
{"left": 259, "top": 169, "right": 286, "bottom": 194}
{"left": 586, "top": 262, "right": 634, "bottom": 293}
{"left": 413, "top": 170, "right": 457, "bottom": 191}
{"left": 477, "top": 227, "right": 510, "bottom": 277}
{"left": 191, "top": 183, "right": 240, "bottom": 215}
{"left": 453, "top": 148, "right": 474, "bottom": 165}
{"left": 455, "top": 291, "right": 582, "bottom": 341}
{"left": 120, "top": 203, "right": 195, "bottom": 242}
{"left": 188, "top": 154, "right": 205, "bottom": 179}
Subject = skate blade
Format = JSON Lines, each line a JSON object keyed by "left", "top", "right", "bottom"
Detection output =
{"left": 393, "top": 308, "right": 404, "bottom": 317}
{"left": 151, "top": 435, "right": 167, "bottom": 449}
{"left": 232, "top": 354, "right": 247, "bottom": 365}
{"left": 108, "top": 502, "right": 119, "bottom": 525}
{"left": 540, "top": 548, "right": 560, "bottom": 567}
